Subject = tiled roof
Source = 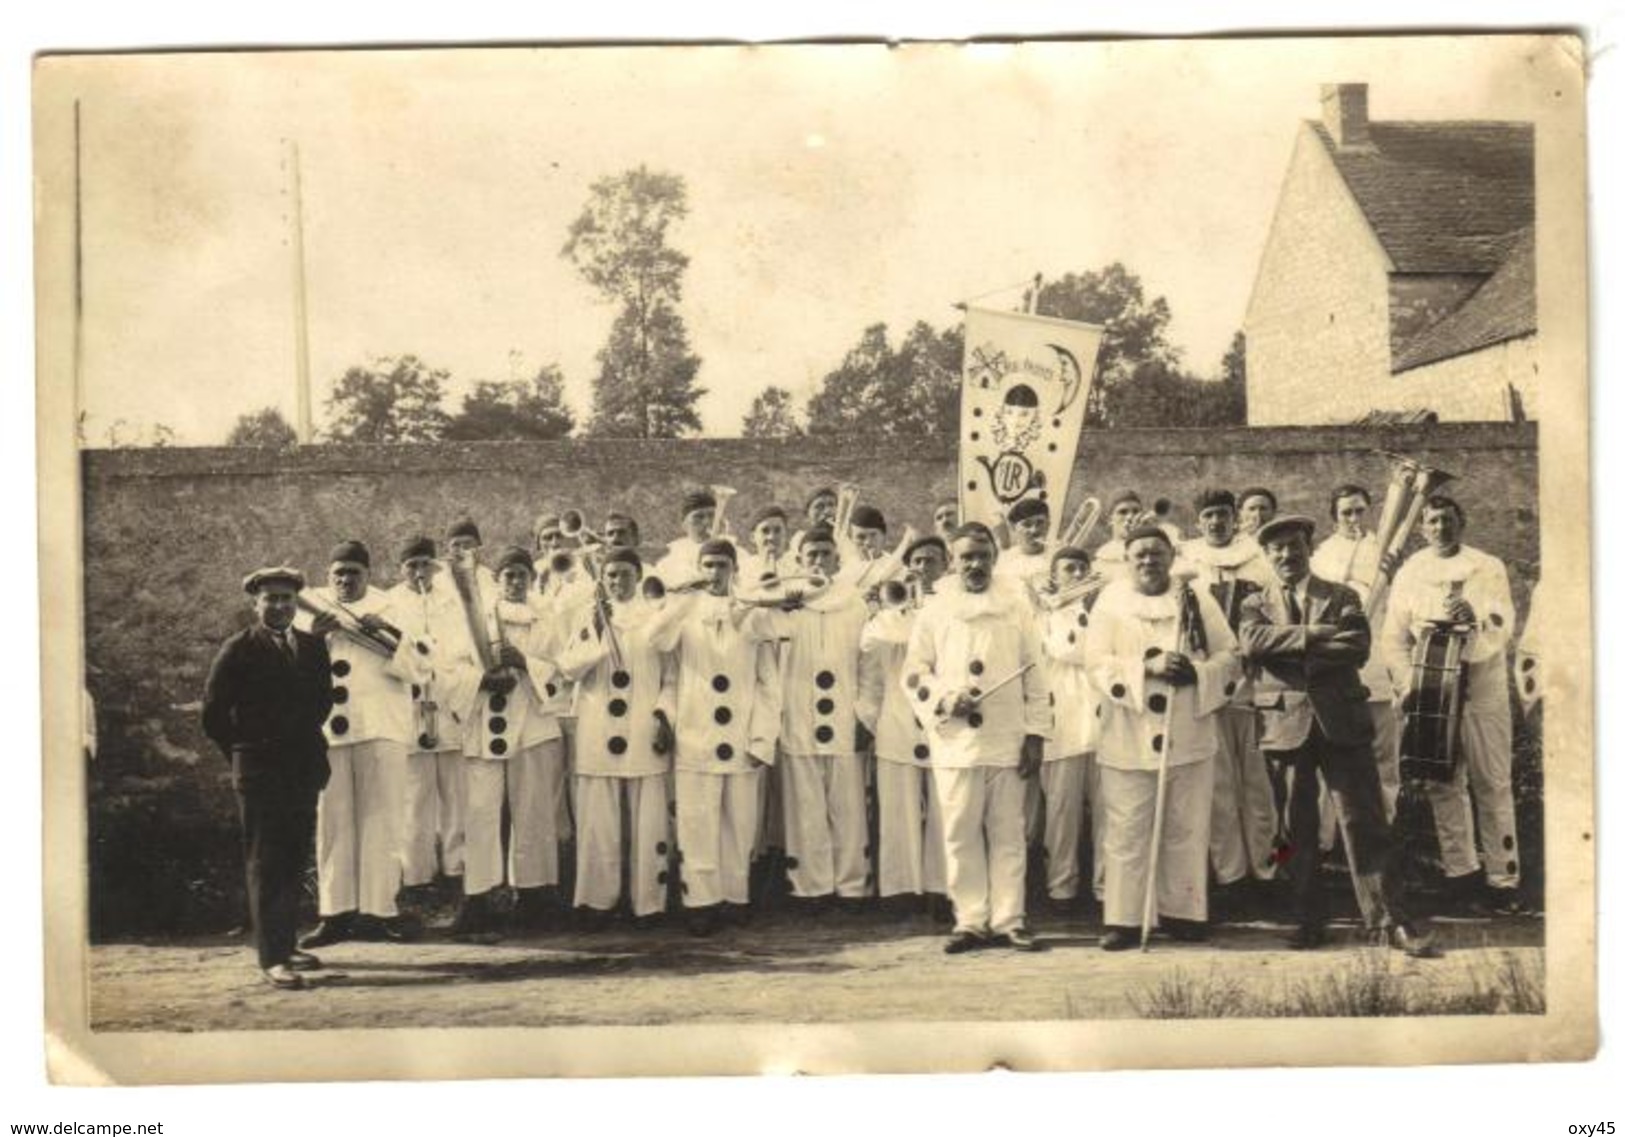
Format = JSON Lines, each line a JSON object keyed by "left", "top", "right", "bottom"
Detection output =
{"left": 1349, "top": 408, "right": 1441, "bottom": 425}
{"left": 1393, "top": 226, "right": 1536, "bottom": 373}
{"left": 1312, "top": 121, "right": 1533, "bottom": 273}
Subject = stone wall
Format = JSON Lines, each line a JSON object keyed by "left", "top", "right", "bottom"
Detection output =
{"left": 81, "top": 423, "right": 1540, "bottom": 937}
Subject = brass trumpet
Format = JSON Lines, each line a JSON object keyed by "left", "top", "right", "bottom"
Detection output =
{"left": 852, "top": 524, "right": 920, "bottom": 590}
{"left": 878, "top": 572, "right": 926, "bottom": 611}
{"left": 296, "top": 592, "right": 403, "bottom": 658}
{"left": 559, "top": 508, "right": 605, "bottom": 547}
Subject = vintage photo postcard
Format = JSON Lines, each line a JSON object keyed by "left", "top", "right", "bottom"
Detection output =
{"left": 33, "top": 34, "right": 1593, "bottom": 1083}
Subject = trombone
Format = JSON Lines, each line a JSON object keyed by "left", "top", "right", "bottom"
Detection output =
{"left": 1057, "top": 496, "right": 1103, "bottom": 548}
{"left": 852, "top": 524, "right": 920, "bottom": 591}
{"left": 1023, "top": 571, "right": 1110, "bottom": 613}
{"left": 296, "top": 592, "right": 404, "bottom": 658}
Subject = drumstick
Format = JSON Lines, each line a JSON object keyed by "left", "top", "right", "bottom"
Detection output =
{"left": 969, "top": 662, "right": 1035, "bottom": 705}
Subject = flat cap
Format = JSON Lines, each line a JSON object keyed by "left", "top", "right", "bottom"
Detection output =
{"left": 1256, "top": 514, "right": 1317, "bottom": 546}
{"left": 243, "top": 565, "right": 306, "bottom": 595}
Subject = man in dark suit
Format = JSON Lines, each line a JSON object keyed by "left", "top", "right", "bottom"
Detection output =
{"left": 1239, "top": 516, "right": 1439, "bottom": 958}
{"left": 202, "top": 566, "right": 334, "bottom": 990}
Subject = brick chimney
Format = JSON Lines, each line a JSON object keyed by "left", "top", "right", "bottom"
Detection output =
{"left": 1320, "top": 83, "right": 1373, "bottom": 150}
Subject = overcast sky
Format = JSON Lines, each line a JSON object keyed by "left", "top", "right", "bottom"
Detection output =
{"left": 59, "top": 38, "right": 1551, "bottom": 443}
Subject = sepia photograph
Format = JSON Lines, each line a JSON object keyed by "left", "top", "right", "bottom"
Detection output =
{"left": 31, "top": 32, "right": 1594, "bottom": 1084}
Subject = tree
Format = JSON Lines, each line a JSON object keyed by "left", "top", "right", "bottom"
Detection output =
{"left": 588, "top": 301, "right": 704, "bottom": 438}
{"left": 324, "top": 355, "right": 452, "bottom": 443}
{"left": 805, "top": 321, "right": 964, "bottom": 439}
{"left": 226, "top": 407, "right": 299, "bottom": 449}
{"left": 1026, "top": 264, "right": 1183, "bottom": 427}
{"left": 1102, "top": 359, "right": 1245, "bottom": 428}
{"left": 562, "top": 166, "right": 706, "bottom": 437}
{"left": 741, "top": 385, "right": 804, "bottom": 439}
{"left": 443, "top": 364, "right": 576, "bottom": 441}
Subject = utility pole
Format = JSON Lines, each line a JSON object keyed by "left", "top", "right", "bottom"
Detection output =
{"left": 285, "top": 139, "right": 314, "bottom": 444}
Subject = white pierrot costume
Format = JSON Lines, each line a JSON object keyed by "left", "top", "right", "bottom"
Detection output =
{"left": 1085, "top": 577, "right": 1240, "bottom": 928}
{"left": 901, "top": 577, "right": 1053, "bottom": 769}
{"left": 1177, "top": 536, "right": 1281, "bottom": 884}
{"left": 556, "top": 594, "right": 678, "bottom": 916}
{"left": 646, "top": 590, "right": 784, "bottom": 908}
{"left": 1381, "top": 542, "right": 1520, "bottom": 889}
{"left": 902, "top": 576, "right": 1052, "bottom": 937}
{"left": 387, "top": 578, "right": 478, "bottom": 885}
{"left": 1085, "top": 579, "right": 1239, "bottom": 772}
{"left": 857, "top": 605, "right": 945, "bottom": 897}
{"left": 557, "top": 597, "right": 677, "bottom": 778}
{"left": 1040, "top": 597, "right": 1100, "bottom": 761}
{"left": 1311, "top": 530, "right": 1396, "bottom": 702}
{"left": 456, "top": 593, "right": 568, "bottom": 895}
{"left": 296, "top": 585, "right": 423, "bottom": 919}
{"left": 776, "top": 580, "right": 872, "bottom": 898}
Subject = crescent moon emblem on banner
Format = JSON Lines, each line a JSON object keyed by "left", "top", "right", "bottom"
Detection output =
{"left": 1046, "top": 343, "right": 1084, "bottom": 414}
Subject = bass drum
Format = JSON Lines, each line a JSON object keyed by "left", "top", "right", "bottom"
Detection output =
{"left": 1398, "top": 620, "right": 1472, "bottom": 783}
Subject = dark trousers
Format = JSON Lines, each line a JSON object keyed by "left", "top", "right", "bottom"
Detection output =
{"left": 236, "top": 778, "right": 319, "bottom": 969}
{"left": 1269, "top": 724, "right": 1409, "bottom": 931}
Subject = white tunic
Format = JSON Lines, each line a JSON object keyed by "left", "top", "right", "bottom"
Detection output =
{"left": 777, "top": 583, "right": 869, "bottom": 757}
{"left": 556, "top": 598, "right": 675, "bottom": 778}
{"left": 652, "top": 536, "right": 705, "bottom": 586}
{"left": 646, "top": 592, "right": 783, "bottom": 773}
{"left": 994, "top": 547, "right": 1051, "bottom": 603}
{"left": 1381, "top": 544, "right": 1513, "bottom": 713}
{"left": 857, "top": 607, "right": 932, "bottom": 767}
{"left": 385, "top": 580, "right": 481, "bottom": 751}
{"left": 1311, "top": 531, "right": 1395, "bottom": 700}
{"left": 900, "top": 579, "right": 1053, "bottom": 768}
{"left": 1085, "top": 579, "right": 1240, "bottom": 772}
{"left": 1040, "top": 598, "right": 1100, "bottom": 761}
{"left": 454, "top": 597, "right": 564, "bottom": 760}
{"left": 297, "top": 586, "right": 418, "bottom": 747}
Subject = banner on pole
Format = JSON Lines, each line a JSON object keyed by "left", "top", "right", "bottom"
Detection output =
{"left": 958, "top": 306, "right": 1103, "bottom": 544}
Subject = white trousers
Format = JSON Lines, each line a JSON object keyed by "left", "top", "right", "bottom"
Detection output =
{"left": 781, "top": 753, "right": 871, "bottom": 898}
{"left": 932, "top": 765, "right": 1028, "bottom": 936}
{"left": 1423, "top": 707, "right": 1520, "bottom": 887}
{"left": 675, "top": 769, "right": 762, "bottom": 908}
{"left": 1101, "top": 760, "right": 1214, "bottom": 928}
{"left": 401, "top": 748, "right": 466, "bottom": 886}
{"left": 1318, "top": 702, "right": 1401, "bottom": 850}
{"left": 573, "top": 774, "right": 671, "bottom": 916}
{"left": 874, "top": 760, "right": 946, "bottom": 897}
{"left": 316, "top": 740, "right": 407, "bottom": 918}
{"left": 463, "top": 739, "right": 566, "bottom": 896}
{"left": 1209, "top": 707, "right": 1279, "bottom": 884}
{"left": 1040, "top": 755, "right": 1104, "bottom": 901}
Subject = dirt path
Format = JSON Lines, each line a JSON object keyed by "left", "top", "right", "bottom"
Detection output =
{"left": 88, "top": 911, "right": 1544, "bottom": 1031}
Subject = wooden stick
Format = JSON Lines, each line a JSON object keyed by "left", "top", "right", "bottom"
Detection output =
{"left": 969, "top": 662, "right": 1035, "bottom": 705}
{"left": 1140, "top": 585, "right": 1187, "bottom": 951}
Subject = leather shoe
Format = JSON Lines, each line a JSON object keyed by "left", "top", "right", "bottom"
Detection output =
{"left": 298, "top": 914, "right": 356, "bottom": 949}
{"left": 1286, "top": 923, "right": 1327, "bottom": 950}
{"left": 1099, "top": 927, "right": 1138, "bottom": 952}
{"left": 943, "top": 929, "right": 989, "bottom": 954}
{"left": 687, "top": 907, "right": 719, "bottom": 937}
{"left": 1161, "top": 917, "right": 1211, "bottom": 943}
{"left": 1391, "top": 923, "right": 1443, "bottom": 959}
{"left": 286, "top": 950, "right": 322, "bottom": 972}
{"left": 1000, "top": 926, "right": 1043, "bottom": 952}
{"left": 353, "top": 915, "right": 413, "bottom": 943}
{"left": 261, "top": 964, "right": 305, "bottom": 991}
{"left": 1484, "top": 887, "right": 1527, "bottom": 917}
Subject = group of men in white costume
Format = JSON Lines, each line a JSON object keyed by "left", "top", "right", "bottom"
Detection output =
{"left": 239, "top": 461, "right": 1531, "bottom": 965}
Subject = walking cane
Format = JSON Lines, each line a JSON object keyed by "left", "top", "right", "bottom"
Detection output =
{"left": 1140, "top": 581, "right": 1189, "bottom": 951}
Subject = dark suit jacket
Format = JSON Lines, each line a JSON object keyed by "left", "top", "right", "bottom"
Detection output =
{"left": 1238, "top": 575, "right": 1373, "bottom": 748}
{"left": 202, "top": 624, "right": 334, "bottom": 792}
